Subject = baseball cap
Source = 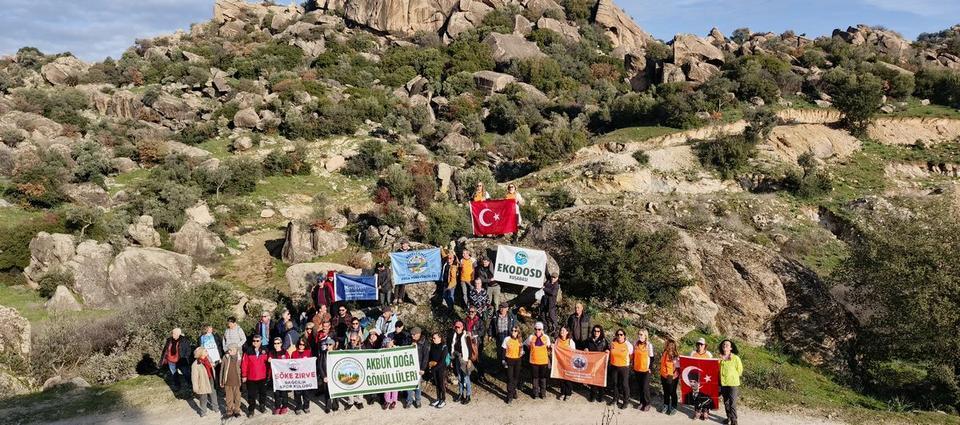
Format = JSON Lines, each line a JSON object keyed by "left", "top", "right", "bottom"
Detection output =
{"left": 499, "top": 302, "right": 509, "bottom": 309}
{"left": 534, "top": 322, "right": 544, "bottom": 330}
{"left": 696, "top": 337, "right": 706, "bottom": 345}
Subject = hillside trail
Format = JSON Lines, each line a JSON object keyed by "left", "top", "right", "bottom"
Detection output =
{"left": 49, "top": 387, "right": 844, "bottom": 425}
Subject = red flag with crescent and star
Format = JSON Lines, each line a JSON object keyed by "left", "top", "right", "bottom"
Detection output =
{"left": 469, "top": 199, "right": 518, "bottom": 236}
{"left": 679, "top": 356, "right": 721, "bottom": 409}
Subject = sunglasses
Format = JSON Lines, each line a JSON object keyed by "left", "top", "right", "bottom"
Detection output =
{"left": 616, "top": 333, "right": 625, "bottom": 336}
{"left": 593, "top": 330, "right": 601, "bottom": 333}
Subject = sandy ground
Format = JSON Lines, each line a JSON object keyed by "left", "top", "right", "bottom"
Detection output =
{"left": 50, "top": 381, "right": 846, "bottom": 425}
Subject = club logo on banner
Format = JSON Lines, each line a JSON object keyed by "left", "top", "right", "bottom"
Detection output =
{"left": 470, "top": 199, "right": 518, "bottom": 236}
{"left": 389, "top": 248, "right": 441, "bottom": 285}
{"left": 679, "top": 356, "right": 721, "bottom": 409}
{"left": 334, "top": 273, "right": 378, "bottom": 302}
{"left": 550, "top": 344, "right": 608, "bottom": 386}
{"left": 271, "top": 358, "right": 319, "bottom": 391}
{"left": 327, "top": 345, "right": 421, "bottom": 398}
{"left": 493, "top": 244, "right": 547, "bottom": 288}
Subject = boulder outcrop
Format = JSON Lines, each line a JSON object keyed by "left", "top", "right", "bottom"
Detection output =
{"left": 281, "top": 221, "right": 349, "bottom": 264}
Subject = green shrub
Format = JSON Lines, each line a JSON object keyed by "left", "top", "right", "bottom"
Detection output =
{"left": 610, "top": 92, "right": 657, "bottom": 128}
{"left": 695, "top": 134, "right": 756, "bottom": 179}
{"left": 262, "top": 145, "right": 310, "bottom": 177}
{"left": 823, "top": 68, "right": 884, "bottom": 135}
{"left": 36, "top": 268, "right": 74, "bottom": 299}
{"left": 633, "top": 150, "right": 650, "bottom": 166}
{"left": 379, "top": 163, "right": 414, "bottom": 202}
{"left": 424, "top": 201, "right": 471, "bottom": 246}
{"left": 177, "top": 121, "right": 218, "bottom": 145}
{"left": 72, "top": 141, "right": 111, "bottom": 187}
{"left": 220, "top": 157, "right": 262, "bottom": 195}
{"left": 744, "top": 363, "right": 796, "bottom": 391}
{"left": 561, "top": 0, "right": 597, "bottom": 22}
{"left": 442, "top": 71, "right": 477, "bottom": 97}
{"left": 12, "top": 87, "right": 91, "bottom": 130}
{"left": 555, "top": 220, "right": 690, "bottom": 304}
{"left": 914, "top": 68, "right": 960, "bottom": 108}
{"left": 0, "top": 213, "right": 65, "bottom": 271}
{"left": 446, "top": 36, "right": 496, "bottom": 76}
{"left": 544, "top": 187, "right": 575, "bottom": 212}
{"left": 8, "top": 149, "right": 71, "bottom": 207}
{"left": 784, "top": 152, "right": 832, "bottom": 198}
{"left": 506, "top": 57, "right": 577, "bottom": 94}
{"left": 129, "top": 163, "right": 202, "bottom": 231}
{"left": 453, "top": 165, "right": 498, "bottom": 203}
{"left": 234, "top": 42, "right": 305, "bottom": 78}
{"left": 343, "top": 139, "right": 395, "bottom": 176}
{"left": 527, "top": 115, "right": 589, "bottom": 169}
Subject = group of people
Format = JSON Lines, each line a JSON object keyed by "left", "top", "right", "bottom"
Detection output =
{"left": 162, "top": 295, "right": 744, "bottom": 424}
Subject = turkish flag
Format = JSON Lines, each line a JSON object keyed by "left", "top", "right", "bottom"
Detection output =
{"left": 470, "top": 199, "right": 518, "bottom": 236}
{"left": 679, "top": 356, "right": 721, "bottom": 410}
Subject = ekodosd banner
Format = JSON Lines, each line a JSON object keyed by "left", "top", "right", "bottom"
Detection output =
{"left": 326, "top": 345, "right": 421, "bottom": 397}
{"left": 493, "top": 245, "right": 547, "bottom": 288}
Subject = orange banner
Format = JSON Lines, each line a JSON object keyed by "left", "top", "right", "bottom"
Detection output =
{"left": 550, "top": 344, "right": 609, "bottom": 386}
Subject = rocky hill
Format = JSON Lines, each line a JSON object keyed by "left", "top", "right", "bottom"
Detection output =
{"left": 1, "top": 0, "right": 960, "bottom": 420}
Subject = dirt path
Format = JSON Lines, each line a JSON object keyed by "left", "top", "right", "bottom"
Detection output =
{"left": 51, "top": 389, "right": 845, "bottom": 425}
{"left": 223, "top": 228, "right": 285, "bottom": 291}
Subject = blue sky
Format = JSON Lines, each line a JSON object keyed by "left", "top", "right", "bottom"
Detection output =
{"left": 0, "top": 0, "right": 958, "bottom": 62}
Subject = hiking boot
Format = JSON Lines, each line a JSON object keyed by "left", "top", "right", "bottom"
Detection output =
{"left": 436, "top": 401, "right": 446, "bottom": 408}
{"left": 430, "top": 400, "right": 439, "bottom": 407}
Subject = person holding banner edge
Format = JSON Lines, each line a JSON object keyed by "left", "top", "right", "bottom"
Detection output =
{"left": 609, "top": 329, "right": 634, "bottom": 409}
{"left": 268, "top": 337, "right": 292, "bottom": 415}
{"left": 554, "top": 326, "right": 576, "bottom": 401}
{"left": 586, "top": 325, "right": 610, "bottom": 403}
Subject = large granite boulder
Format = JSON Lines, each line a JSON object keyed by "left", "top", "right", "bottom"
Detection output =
{"left": 281, "top": 221, "right": 349, "bottom": 264}
{"left": 473, "top": 70, "right": 516, "bottom": 94}
{"left": 285, "top": 262, "right": 360, "bottom": 297}
{"left": 171, "top": 220, "right": 225, "bottom": 263}
{"left": 24, "top": 232, "right": 75, "bottom": 289}
{"left": 107, "top": 247, "right": 200, "bottom": 304}
{"left": 483, "top": 33, "right": 547, "bottom": 64}
{"left": 345, "top": 0, "right": 458, "bottom": 36}
{"left": 593, "top": 0, "right": 653, "bottom": 55}
{"left": 40, "top": 56, "right": 89, "bottom": 86}
{"left": 673, "top": 34, "right": 725, "bottom": 66}
{"left": 45, "top": 285, "right": 82, "bottom": 313}
{"left": 66, "top": 240, "right": 114, "bottom": 307}
{"left": 185, "top": 201, "right": 216, "bottom": 227}
{"left": 0, "top": 305, "right": 31, "bottom": 355}
{"left": 233, "top": 107, "right": 260, "bottom": 129}
{"left": 127, "top": 215, "right": 161, "bottom": 247}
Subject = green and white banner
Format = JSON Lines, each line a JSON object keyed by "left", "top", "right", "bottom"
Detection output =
{"left": 326, "top": 345, "right": 421, "bottom": 397}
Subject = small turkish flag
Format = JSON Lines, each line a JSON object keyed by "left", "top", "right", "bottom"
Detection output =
{"left": 470, "top": 199, "right": 518, "bottom": 236}
{"left": 679, "top": 356, "right": 721, "bottom": 410}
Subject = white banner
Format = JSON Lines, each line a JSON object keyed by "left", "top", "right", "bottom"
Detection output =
{"left": 326, "top": 346, "right": 421, "bottom": 398}
{"left": 494, "top": 245, "right": 547, "bottom": 288}
{"left": 271, "top": 358, "right": 319, "bottom": 391}
{"left": 201, "top": 338, "right": 220, "bottom": 364}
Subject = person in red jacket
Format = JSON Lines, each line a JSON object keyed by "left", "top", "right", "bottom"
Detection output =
{"left": 291, "top": 338, "right": 313, "bottom": 415}
{"left": 269, "top": 337, "right": 292, "bottom": 415}
{"left": 311, "top": 273, "right": 335, "bottom": 310}
{"left": 241, "top": 335, "right": 270, "bottom": 417}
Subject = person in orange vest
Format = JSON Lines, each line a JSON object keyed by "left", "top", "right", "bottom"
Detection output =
{"left": 633, "top": 329, "right": 655, "bottom": 411}
{"left": 554, "top": 326, "right": 576, "bottom": 401}
{"left": 525, "top": 322, "right": 552, "bottom": 399}
{"left": 608, "top": 329, "right": 634, "bottom": 409}
{"left": 504, "top": 183, "right": 524, "bottom": 227}
{"left": 689, "top": 337, "right": 713, "bottom": 358}
{"left": 458, "top": 250, "right": 475, "bottom": 308}
{"left": 659, "top": 338, "right": 681, "bottom": 415}
{"left": 501, "top": 326, "right": 525, "bottom": 403}
{"left": 471, "top": 182, "right": 490, "bottom": 202}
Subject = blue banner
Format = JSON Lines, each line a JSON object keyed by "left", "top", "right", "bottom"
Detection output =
{"left": 389, "top": 248, "right": 442, "bottom": 285}
{"left": 334, "top": 273, "right": 378, "bottom": 302}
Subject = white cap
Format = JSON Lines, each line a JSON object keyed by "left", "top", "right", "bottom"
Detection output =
{"left": 696, "top": 337, "right": 706, "bottom": 345}
{"left": 534, "top": 322, "right": 544, "bottom": 330}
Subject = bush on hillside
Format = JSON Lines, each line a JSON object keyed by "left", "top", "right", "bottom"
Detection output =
{"left": 555, "top": 220, "right": 690, "bottom": 304}
{"left": 12, "top": 87, "right": 91, "bottom": 131}
{"left": 72, "top": 140, "right": 112, "bottom": 188}
{"left": 0, "top": 213, "right": 65, "bottom": 272}
{"left": 343, "top": 139, "right": 395, "bottom": 177}
{"left": 36, "top": 268, "right": 74, "bottom": 299}
{"left": 543, "top": 187, "right": 575, "bottom": 212}
{"left": 234, "top": 42, "right": 304, "bottom": 79}
{"left": 695, "top": 134, "right": 756, "bottom": 179}
{"left": 262, "top": 144, "right": 311, "bottom": 177}
{"left": 823, "top": 69, "right": 884, "bottom": 136}
{"left": 424, "top": 201, "right": 472, "bottom": 246}
{"left": 527, "top": 115, "right": 589, "bottom": 170}
{"left": 914, "top": 68, "right": 960, "bottom": 108}
{"left": 8, "top": 149, "right": 71, "bottom": 207}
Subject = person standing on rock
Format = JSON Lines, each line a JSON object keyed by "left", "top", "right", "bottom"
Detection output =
{"left": 427, "top": 332, "right": 449, "bottom": 409}
{"left": 609, "top": 329, "right": 634, "bottom": 409}
{"left": 472, "top": 182, "right": 490, "bottom": 202}
{"left": 586, "top": 325, "right": 610, "bottom": 403}
{"left": 554, "top": 326, "right": 576, "bottom": 401}
{"left": 719, "top": 339, "right": 743, "bottom": 425}
{"left": 290, "top": 338, "right": 313, "bottom": 415}
{"left": 440, "top": 252, "right": 459, "bottom": 311}
{"left": 394, "top": 240, "right": 412, "bottom": 303}
{"left": 241, "top": 335, "right": 269, "bottom": 417}
{"left": 505, "top": 183, "right": 524, "bottom": 227}
{"left": 160, "top": 328, "right": 193, "bottom": 391}
{"left": 566, "top": 303, "right": 591, "bottom": 348}
{"left": 659, "top": 338, "right": 681, "bottom": 415}
{"left": 311, "top": 274, "right": 336, "bottom": 311}
{"left": 525, "top": 322, "right": 552, "bottom": 399}
{"left": 501, "top": 325, "right": 525, "bottom": 403}
{"left": 633, "top": 329, "right": 655, "bottom": 411}
{"left": 459, "top": 250, "right": 475, "bottom": 308}
{"left": 377, "top": 262, "right": 394, "bottom": 306}
{"left": 191, "top": 347, "right": 219, "bottom": 417}
{"left": 220, "top": 344, "right": 243, "bottom": 419}
{"left": 690, "top": 337, "right": 713, "bottom": 358}
{"left": 223, "top": 317, "right": 246, "bottom": 351}
{"left": 541, "top": 272, "right": 560, "bottom": 333}
{"left": 476, "top": 256, "right": 500, "bottom": 308}
{"left": 268, "top": 337, "right": 292, "bottom": 415}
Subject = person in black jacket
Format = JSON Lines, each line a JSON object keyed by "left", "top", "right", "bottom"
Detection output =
{"left": 490, "top": 303, "right": 517, "bottom": 367}
{"left": 404, "top": 327, "right": 430, "bottom": 408}
{"left": 160, "top": 328, "right": 193, "bottom": 390}
{"left": 566, "top": 302, "right": 591, "bottom": 348}
{"left": 541, "top": 272, "right": 560, "bottom": 333}
{"left": 315, "top": 335, "right": 336, "bottom": 413}
{"left": 586, "top": 325, "right": 610, "bottom": 403}
{"left": 427, "top": 332, "right": 449, "bottom": 408}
